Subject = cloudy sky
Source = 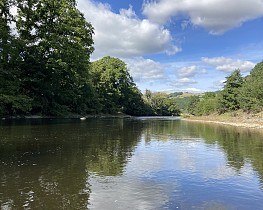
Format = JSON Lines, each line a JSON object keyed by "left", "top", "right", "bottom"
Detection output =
{"left": 77, "top": 0, "right": 263, "bottom": 93}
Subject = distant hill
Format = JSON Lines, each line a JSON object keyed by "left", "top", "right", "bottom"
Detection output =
{"left": 169, "top": 92, "right": 203, "bottom": 98}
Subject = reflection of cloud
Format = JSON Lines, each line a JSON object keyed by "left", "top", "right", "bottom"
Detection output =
{"left": 203, "top": 165, "right": 236, "bottom": 180}
{"left": 88, "top": 173, "right": 170, "bottom": 209}
{"left": 133, "top": 139, "right": 241, "bottom": 182}
{"left": 203, "top": 162, "right": 255, "bottom": 180}
{"left": 87, "top": 135, "right": 257, "bottom": 209}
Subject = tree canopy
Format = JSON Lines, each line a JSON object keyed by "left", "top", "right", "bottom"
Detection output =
{"left": 0, "top": 0, "right": 96, "bottom": 116}
{"left": 90, "top": 56, "right": 150, "bottom": 115}
{"left": 239, "top": 61, "right": 263, "bottom": 112}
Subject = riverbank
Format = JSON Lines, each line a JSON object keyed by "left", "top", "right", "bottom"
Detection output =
{"left": 182, "top": 111, "right": 263, "bottom": 129}
{"left": 1, "top": 113, "right": 132, "bottom": 120}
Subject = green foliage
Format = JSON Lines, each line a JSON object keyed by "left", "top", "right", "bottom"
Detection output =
{"left": 143, "top": 90, "right": 180, "bottom": 116}
{"left": 0, "top": 0, "right": 32, "bottom": 116}
{"left": 174, "top": 95, "right": 200, "bottom": 114}
{"left": 91, "top": 56, "right": 149, "bottom": 115}
{"left": 187, "top": 95, "right": 200, "bottom": 115}
{"left": 16, "top": 0, "right": 95, "bottom": 116}
{"left": 0, "top": 94, "right": 32, "bottom": 116}
{"left": 179, "top": 62, "right": 263, "bottom": 116}
{"left": 239, "top": 61, "right": 263, "bottom": 112}
{"left": 194, "top": 92, "right": 218, "bottom": 115}
{"left": 218, "top": 69, "right": 243, "bottom": 113}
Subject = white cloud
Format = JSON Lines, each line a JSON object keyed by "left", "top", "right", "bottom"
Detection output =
{"left": 125, "top": 57, "right": 165, "bottom": 82}
{"left": 77, "top": 0, "right": 180, "bottom": 59}
{"left": 143, "top": 0, "right": 263, "bottom": 34}
{"left": 171, "top": 78, "right": 197, "bottom": 87}
{"left": 176, "top": 65, "right": 207, "bottom": 78}
{"left": 182, "top": 88, "right": 204, "bottom": 93}
{"left": 212, "top": 79, "right": 226, "bottom": 89}
{"left": 202, "top": 57, "right": 255, "bottom": 72}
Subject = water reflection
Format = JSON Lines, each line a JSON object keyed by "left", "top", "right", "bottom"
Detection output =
{"left": 0, "top": 118, "right": 143, "bottom": 209}
{"left": 0, "top": 118, "right": 263, "bottom": 209}
{"left": 181, "top": 121, "right": 263, "bottom": 185}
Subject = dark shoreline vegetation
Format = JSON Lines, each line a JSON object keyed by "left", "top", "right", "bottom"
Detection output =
{"left": 1, "top": 1, "right": 263, "bottom": 119}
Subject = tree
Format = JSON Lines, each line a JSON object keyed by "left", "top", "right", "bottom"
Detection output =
{"left": 218, "top": 69, "right": 243, "bottom": 113}
{"left": 122, "top": 86, "right": 151, "bottom": 116}
{"left": 0, "top": 0, "right": 32, "bottom": 116}
{"left": 194, "top": 92, "right": 218, "bottom": 116}
{"left": 144, "top": 89, "right": 152, "bottom": 105}
{"left": 143, "top": 91, "right": 180, "bottom": 116}
{"left": 91, "top": 56, "right": 145, "bottom": 115}
{"left": 165, "top": 98, "right": 181, "bottom": 116}
{"left": 239, "top": 61, "right": 263, "bottom": 112}
{"left": 16, "top": 0, "right": 95, "bottom": 115}
{"left": 187, "top": 95, "right": 200, "bottom": 115}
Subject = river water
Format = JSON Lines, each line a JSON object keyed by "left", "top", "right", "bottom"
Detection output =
{"left": 0, "top": 117, "right": 263, "bottom": 209}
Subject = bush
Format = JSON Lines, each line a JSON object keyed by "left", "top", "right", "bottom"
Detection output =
{"left": 0, "top": 94, "right": 32, "bottom": 116}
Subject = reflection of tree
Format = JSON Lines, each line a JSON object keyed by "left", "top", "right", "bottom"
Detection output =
{"left": 140, "top": 118, "right": 199, "bottom": 142}
{"left": 85, "top": 119, "right": 143, "bottom": 176}
{"left": 191, "top": 124, "right": 246, "bottom": 170}
{"left": 187, "top": 122, "right": 263, "bottom": 181}
{"left": 0, "top": 118, "right": 143, "bottom": 209}
{"left": 138, "top": 119, "right": 263, "bottom": 185}
{"left": 1, "top": 118, "right": 263, "bottom": 209}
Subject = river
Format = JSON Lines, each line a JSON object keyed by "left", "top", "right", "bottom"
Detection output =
{"left": 0, "top": 117, "right": 263, "bottom": 209}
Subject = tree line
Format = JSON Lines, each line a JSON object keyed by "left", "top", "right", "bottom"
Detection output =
{"left": 179, "top": 61, "right": 263, "bottom": 116}
{"left": 1, "top": 0, "right": 261, "bottom": 117}
{"left": 0, "top": 0, "right": 181, "bottom": 117}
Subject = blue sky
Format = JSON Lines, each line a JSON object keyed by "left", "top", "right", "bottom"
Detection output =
{"left": 77, "top": 0, "right": 263, "bottom": 93}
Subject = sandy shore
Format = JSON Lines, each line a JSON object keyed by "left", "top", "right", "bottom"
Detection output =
{"left": 182, "top": 113, "right": 263, "bottom": 129}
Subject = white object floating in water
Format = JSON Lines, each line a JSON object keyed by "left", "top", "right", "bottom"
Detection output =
{"left": 80, "top": 117, "right": 86, "bottom": 120}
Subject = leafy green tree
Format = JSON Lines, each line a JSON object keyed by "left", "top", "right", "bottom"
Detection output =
{"left": 123, "top": 86, "right": 152, "bottom": 116}
{"left": 0, "top": 0, "right": 32, "bottom": 116}
{"left": 165, "top": 98, "right": 181, "bottom": 116}
{"left": 218, "top": 69, "right": 243, "bottom": 113}
{"left": 187, "top": 95, "right": 200, "bottom": 115}
{"left": 194, "top": 92, "right": 218, "bottom": 115}
{"left": 91, "top": 56, "right": 147, "bottom": 115}
{"left": 16, "top": 0, "right": 95, "bottom": 115}
{"left": 150, "top": 92, "right": 167, "bottom": 115}
{"left": 143, "top": 91, "right": 180, "bottom": 116}
{"left": 239, "top": 61, "right": 263, "bottom": 112}
{"left": 144, "top": 89, "right": 152, "bottom": 105}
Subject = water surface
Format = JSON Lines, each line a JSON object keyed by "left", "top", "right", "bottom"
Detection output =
{"left": 0, "top": 117, "right": 263, "bottom": 209}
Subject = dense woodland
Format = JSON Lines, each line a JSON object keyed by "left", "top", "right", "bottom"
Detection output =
{"left": 0, "top": 0, "right": 262, "bottom": 117}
